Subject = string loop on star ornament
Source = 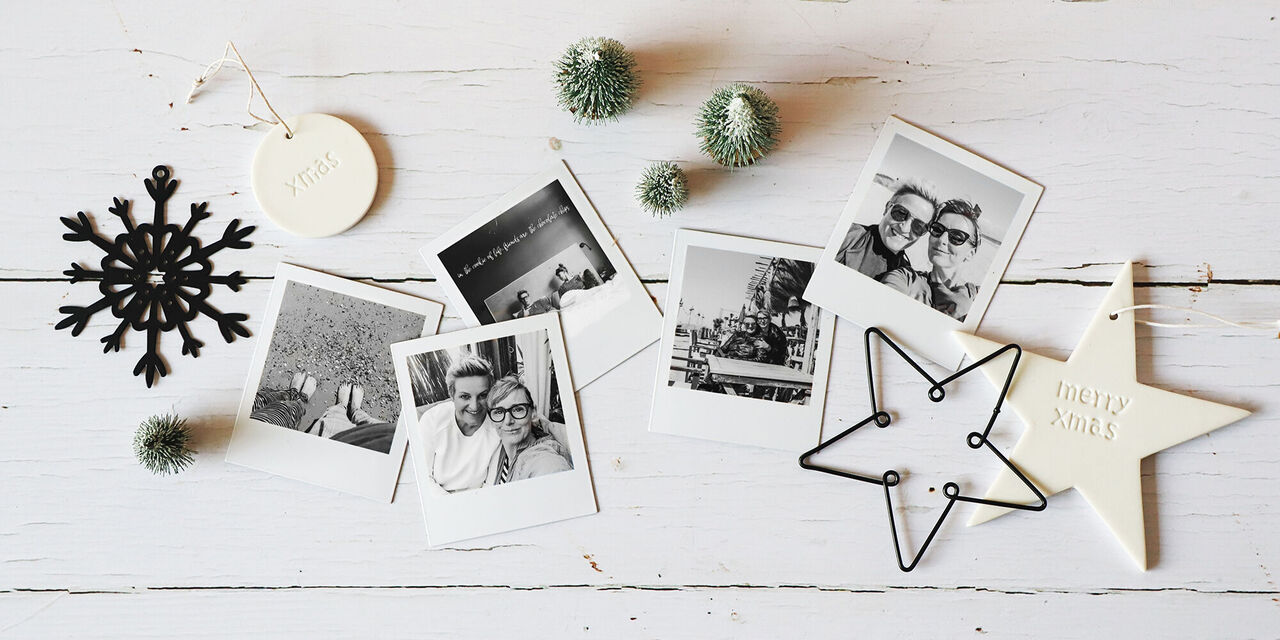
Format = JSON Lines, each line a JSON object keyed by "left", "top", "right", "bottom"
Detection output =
{"left": 186, "top": 41, "right": 294, "bottom": 139}
{"left": 1108, "top": 304, "right": 1280, "bottom": 332}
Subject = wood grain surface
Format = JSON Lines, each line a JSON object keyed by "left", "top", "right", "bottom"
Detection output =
{"left": 3, "top": 1, "right": 1279, "bottom": 637}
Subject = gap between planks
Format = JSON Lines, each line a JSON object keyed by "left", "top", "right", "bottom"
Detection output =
{"left": 4, "top": 276, "right": 1280, "bottom": 287}
{"left": 4, "top": 584, "right": 1278, "bottom": 596}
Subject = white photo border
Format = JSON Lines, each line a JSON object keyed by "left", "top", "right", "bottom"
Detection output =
{"left": 391, "top": 313, "right": 598, "bottom": 546}
{"left": 804, "top": 116, "right": 1043, "bottom": 369}
{"left": 420, "top": 160, "right": 662, "bottom": 389}
{"left": 225, "top": 263, "right": 444, "bottom": 502}
{"left": 649, "top": 230, "right": 838, "bottom": 452}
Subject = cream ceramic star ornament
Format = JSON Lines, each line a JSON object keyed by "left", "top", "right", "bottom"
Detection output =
{"left": 953, "top": 262, "right": 1250, "bottom": 570}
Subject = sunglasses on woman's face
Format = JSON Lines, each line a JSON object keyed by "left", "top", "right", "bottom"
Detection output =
{"left": 928, "top": 221, "right": 977, "bottom": 247}
{"left": 887, "top": 205, "right": 929, "bottom": 237}
{"left": 488, "top": 403, "right": 532, "bottom": 422}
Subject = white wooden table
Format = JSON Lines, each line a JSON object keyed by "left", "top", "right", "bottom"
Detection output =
{"left": 3, "top": 2, "right": 1280, "bottom": 637}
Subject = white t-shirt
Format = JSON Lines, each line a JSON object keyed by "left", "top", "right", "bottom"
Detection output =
{"left": 416, "top": 402, "right": 499, "bottom": 494}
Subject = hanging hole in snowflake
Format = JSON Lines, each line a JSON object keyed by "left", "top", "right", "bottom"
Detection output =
{"left": 56, "top": 165, "right": 255, "bottom": 387}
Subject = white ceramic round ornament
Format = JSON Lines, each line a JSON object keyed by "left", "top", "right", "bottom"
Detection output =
{"left": 251, "top": 113, "right": 377, "bottom": 238}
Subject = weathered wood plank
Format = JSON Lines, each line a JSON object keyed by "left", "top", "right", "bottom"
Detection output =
{"left": 3, "top": 587, "right": 1278, "bottom": 639}
{"left": 4, "top": 280, "right": 1277, "bottom": 592}
{"left": 2, "top": 2, "right": 1279, "bottom": 282}
{"left": 4, "top": 1, "right": 1280, "bottom": 635}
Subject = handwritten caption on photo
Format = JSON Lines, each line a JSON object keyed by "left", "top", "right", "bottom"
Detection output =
{"left": 454, "top": 205, "right": 570, "bottom": 279}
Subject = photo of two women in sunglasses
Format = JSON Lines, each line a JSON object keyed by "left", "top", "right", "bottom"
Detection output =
{"left": 834, "top": 177, "right": 994, "bottom": 322}
{"left": 806, "top": 117, "right": 1042, "bottom": 370}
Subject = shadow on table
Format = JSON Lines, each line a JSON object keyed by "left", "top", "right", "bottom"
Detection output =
{"left": 185, "top": 413, "right": 236, "bottom": 458}
{"left": 1142, "top": 455, "right": 1161, "bottom": 570}
{"left": 327, "top": 112, "right": 395, "bottom": 232}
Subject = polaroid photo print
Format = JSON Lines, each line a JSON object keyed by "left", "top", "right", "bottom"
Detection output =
{"left": 649, "top": 230, "right": 838, "bottom": 452}
{"left": 391, "top": 314, "right": 596, "bottom": 546}
{"left": 420, "top": 161, "right": 662, "bottom": 389}
{"left": 226, "top": 263, "right": 444, "bottom": 502}
{"left": 805, "top": 116, "right": 1043, "bottom": 369}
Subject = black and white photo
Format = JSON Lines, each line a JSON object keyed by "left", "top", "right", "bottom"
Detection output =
{"left": 227, "top": 264, "right": 444, "bottom": 501}
{"left": 669, "top": 246, "right": 823, "bottom": 404}
{"left": 393, "top": 314, "right": 596, "bottom": 545}
{"left": 650, "top": 231, "right": 837, "bottom": 451}
{"left": 806, "top": 116, "right": 1043, "bottom": 368}
{"left": 405, "top": 333, "right": 572, "bottom": 494}
{"left": 421, "top": 161, "right": 661, "bottom": 388}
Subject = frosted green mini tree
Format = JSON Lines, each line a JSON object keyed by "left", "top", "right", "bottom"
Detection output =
{"left": 636, "top": 161, "right": 689, "bottom": 217}
{"left": 695, "top": 83, "right": 780, "bottom": 167}
{"left": 554, "top": 37, "right": 640, "bottom": 124}
{"left": 133, "top": 413, "right": 195, "bottom": 475}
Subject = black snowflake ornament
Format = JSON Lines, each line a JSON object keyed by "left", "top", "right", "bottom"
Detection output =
{"left": 57, "top": 165, "right": 255, "bottom": 387}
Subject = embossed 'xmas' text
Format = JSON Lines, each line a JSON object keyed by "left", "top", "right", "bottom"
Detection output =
{"left": 285, "top": 152, "right": 341, "bottom": 196}
{"left": 1051, "top": 407, "right": 1117, "bottom": 440}
{"left": 1050, "top": 380, "right": 1130, "bottom": 441}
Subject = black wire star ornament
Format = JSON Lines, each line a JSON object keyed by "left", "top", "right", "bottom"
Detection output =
{"left": 798, "top": 327, "right": 1048, "bottom": 572}
{"left": 56, "top": 165, "right": 255, "bottom": 387}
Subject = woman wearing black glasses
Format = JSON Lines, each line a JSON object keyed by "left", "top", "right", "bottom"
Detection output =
{"left": 879, "top": 199, "right": 983, "bottom": 321}
{"left": 835, "top": 181, "right": 938, "bottom": 279}
{"left": 483, "top": 375, "right": 573, "bottom": 486}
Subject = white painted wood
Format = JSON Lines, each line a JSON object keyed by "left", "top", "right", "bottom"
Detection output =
{"left": 3, "top": 588, "right": 1279, "bottom": 639}
{"left": 3, "top": 1, "right": 1279, "bottom": 636}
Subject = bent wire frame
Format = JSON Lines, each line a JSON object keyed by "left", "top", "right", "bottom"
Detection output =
{"left": 798, "top": 327, "right": 1047, "bottom": 572}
